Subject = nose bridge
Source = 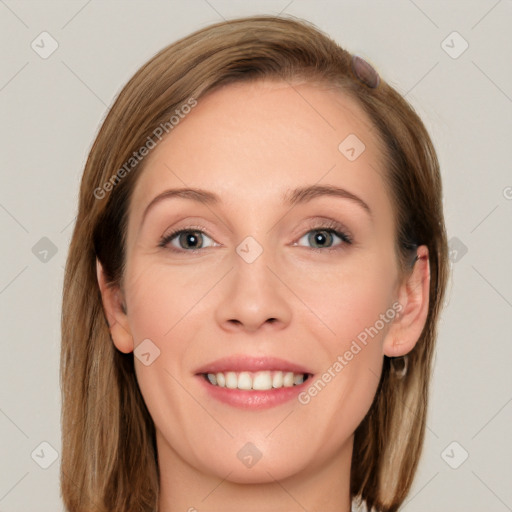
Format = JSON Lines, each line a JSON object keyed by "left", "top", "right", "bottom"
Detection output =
{"left": 234, "top": 243, "right": 275, "bottom": 297}
{"left": 214, "top": 235, "right": 292, "bottom": 331}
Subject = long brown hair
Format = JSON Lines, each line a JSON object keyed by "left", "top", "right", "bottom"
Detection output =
{"left": 61, "top": 14, "right": 448, "bottom": 512}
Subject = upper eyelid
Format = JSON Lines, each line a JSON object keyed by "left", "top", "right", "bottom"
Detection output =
{"left": 155, "top": 210, "right": 354, "bottom": 237}
{"left": 162, "top": 221, "right": 349, "bottom": 237}
{"left": 289, "top": 218, "right": 353, "bottom": 243}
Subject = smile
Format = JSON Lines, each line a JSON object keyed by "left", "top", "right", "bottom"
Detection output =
{"left": 202, "top": 370, "right": 311, "bottom": 390}
{"left": 195, "top": 355, "right": 314, "bottom": 409}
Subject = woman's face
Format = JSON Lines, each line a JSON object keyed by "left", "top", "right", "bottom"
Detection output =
{"left": 117, "top": 80, "right": 406, "bottom": 483}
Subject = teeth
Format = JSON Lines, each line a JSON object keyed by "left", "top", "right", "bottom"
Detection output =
{"left": 216, "top": 372, "right": 225, "bottom": 387}
{"left": 238, "top": 372, "right": 252, "bottom": 390}
{"left": 225, "top": 371, "right": 238, "bottom": 389}
{"left": 205, "top": 371, "right": 308, "bottom": 390}
{"left": 272, "top": 371, "right": 283, "bottom": 388}
{"left": 293, "top": 373, "right": 305, "bottom": 385}
{"left": 283, "top": 372, "right": 294, "bottom": 387}
{"left": 253, "top": 371, "right": 272, "bottom": 390}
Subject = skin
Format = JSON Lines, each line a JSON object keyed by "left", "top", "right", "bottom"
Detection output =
{"left": 97, "top": 79, "right": 430, "bottom": 512}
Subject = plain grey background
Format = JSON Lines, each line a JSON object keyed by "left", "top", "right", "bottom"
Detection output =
{"left": 1, "top": 1, "right": 511, "bottom": 511}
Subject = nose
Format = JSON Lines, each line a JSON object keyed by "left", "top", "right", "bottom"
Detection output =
{"left": 214, "top": 251, "right": 293, "bottom": 333}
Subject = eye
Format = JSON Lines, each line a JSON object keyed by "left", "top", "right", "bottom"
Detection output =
{"left": 159, "top": 228, "right": 217, "bottom": 252}
{"left": 295, "top": 225, "right": 352, "bottom": 251}
{"left": 158, "top": 221, "right": 352, "bottom": 253}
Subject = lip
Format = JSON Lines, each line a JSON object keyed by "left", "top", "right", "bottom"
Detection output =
{"left": 193, "top": 355, "right": 312, "bottom": 375}
{"left": 194, "top": 355, "right": 314, "bottom": 410}
{"left": 196, "top": 376, "right": 311, "bottom": 409}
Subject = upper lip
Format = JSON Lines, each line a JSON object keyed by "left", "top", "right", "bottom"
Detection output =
{"left": 194, "top": 355, "right": 313, "bottom": 375}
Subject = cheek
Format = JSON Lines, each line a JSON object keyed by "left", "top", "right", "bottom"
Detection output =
{"left": 290, "top": 253, "right": 397, "bottom": 411}
{"left": 123, "top": 257, "right": 218, "bottom": 343}
{"left": 289, "top": 252, "right": 398, "bottom": 344}
{"left": 291, "top": 276, "right": 395, "bottom": 462}
{"left": 123, "top": 259, "right": 220, "bottom": 465}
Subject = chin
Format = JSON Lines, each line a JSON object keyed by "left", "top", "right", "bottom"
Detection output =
{"left": 189, "top": 436, "right": 315, "bottom": 485}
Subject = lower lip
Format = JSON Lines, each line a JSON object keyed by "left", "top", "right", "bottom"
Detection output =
{"left": 196, "top": 375, "right": 312, "bottom": 410}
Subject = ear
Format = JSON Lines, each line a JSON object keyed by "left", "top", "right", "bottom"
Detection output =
{"left": 96, "top": 259, "right": 134, "bottom": 354}
{"left": 383, "top": 245, "right": 430, "bottom": 357}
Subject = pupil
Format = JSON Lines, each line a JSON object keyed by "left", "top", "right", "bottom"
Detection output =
{"left": 311, "top": 230, "right": 331, "bottom": 248}
{"left": 181, "top": 231, "right": 201, "bottom": 249}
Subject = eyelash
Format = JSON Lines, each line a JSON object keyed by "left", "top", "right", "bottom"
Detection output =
{"left": 158, "top": 220, "right": 353, "bottom": 254}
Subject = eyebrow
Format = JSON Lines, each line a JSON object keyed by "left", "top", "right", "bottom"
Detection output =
{"left": 140, "top": 184, "right": 371, "bottom": 226}
{"left": 284, "top": 184, "right": 371, "bottom": 216}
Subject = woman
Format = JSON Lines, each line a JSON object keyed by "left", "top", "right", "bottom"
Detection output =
{"left": 61, "top": 14, "right": 448, "bottom": 512}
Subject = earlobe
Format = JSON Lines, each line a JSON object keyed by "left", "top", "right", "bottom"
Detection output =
{"left": 383, "top": 245, "right": 430, "bottom": 358}
{"left": 96, "top": 259, "right": 134, "bottom": 354}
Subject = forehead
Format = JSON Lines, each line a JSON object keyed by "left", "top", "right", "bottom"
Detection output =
{"left": 128, "top": 79, "right": 390, "bottom": 224}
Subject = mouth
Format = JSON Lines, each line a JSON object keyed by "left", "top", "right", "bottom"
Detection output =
{"left": 194, "top": 355, "right": 314, "bottom": 409}
{"left": 201, "top": 370, "right": 312, "bottom": 390}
